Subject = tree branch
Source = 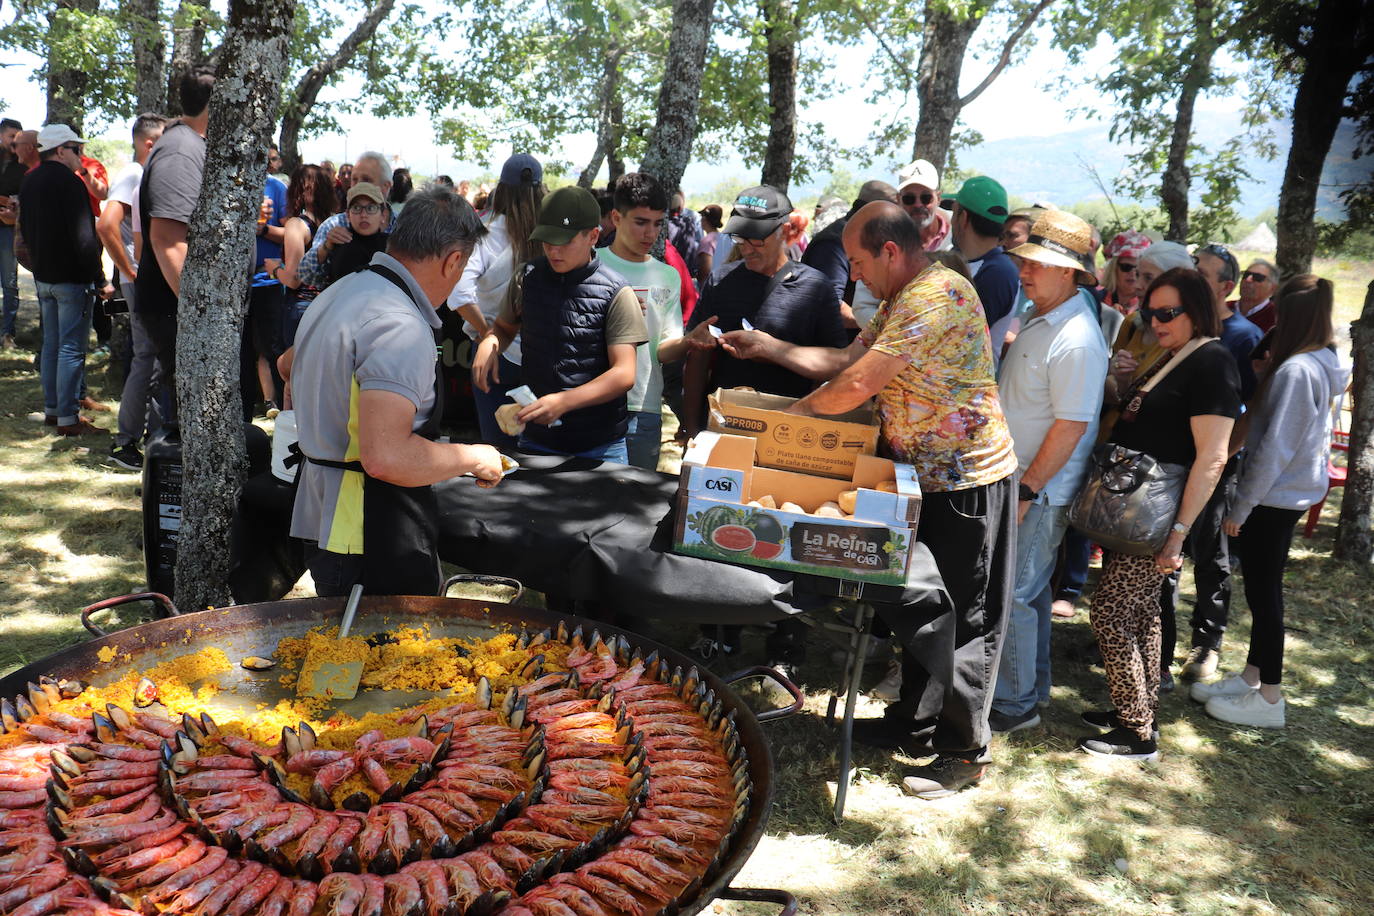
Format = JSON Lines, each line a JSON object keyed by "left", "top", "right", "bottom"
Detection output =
{"left": 959, "top": 0, "right": 1055, "bottom": 108}
{"left": 288, "top": 0, "right": 397, "bottom": 116}
{"left": 843, "top": 0, "right": 916, "bottom": 88}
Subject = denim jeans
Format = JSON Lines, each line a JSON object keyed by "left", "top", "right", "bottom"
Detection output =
{"left": 993, "top": 501, "right": 1069, "bottom": 717}
{"left": 36, "top": 280, "right": 92, "bottom": 425}
{"left": 0, "top": 224, "right": 18, "bottom": 337}
{"left": 472, "top": 355, "right": 523, "bottom": 450}
{"left": 518, "top": 435, "right": 629, "bottom": 464}
{"left": 625, "top": 409, "right": 663, "bottom": 470}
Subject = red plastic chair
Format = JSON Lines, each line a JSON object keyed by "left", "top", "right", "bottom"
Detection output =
{"left": 1304, "top": 429, "right": 1350, "bottom": 538}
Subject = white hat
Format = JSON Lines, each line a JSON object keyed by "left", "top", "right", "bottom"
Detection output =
{"left": 897, "top": 159, "right": 939, "bottom": 191}
{"left": 37, "top": 124, "right": 85, "bottom": 152}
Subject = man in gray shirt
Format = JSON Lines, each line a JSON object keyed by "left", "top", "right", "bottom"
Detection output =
{"left": 289, "top": 187, "right": 504, "bottom": 596}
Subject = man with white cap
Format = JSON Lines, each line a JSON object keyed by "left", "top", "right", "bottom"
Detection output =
{"left": 988, "top": 209, "right": 1109, "bottom": 733}
{"left": 18, "top": 124, "right": 112, "bottom": 435}
{"left": 896, "top": 158, "right": 951, "bottom": 252}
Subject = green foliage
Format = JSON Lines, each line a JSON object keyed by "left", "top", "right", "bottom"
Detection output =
{"left": 818, "top": 165, "right": 861, "bottom": 205}
{"left": 1316, "top": 220, "right": 1374, "bottom": 261}
{"left": 1049, "top": 0, "right": 1283, "bottom": 243}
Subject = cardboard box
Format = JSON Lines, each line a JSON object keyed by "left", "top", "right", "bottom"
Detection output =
{"left": 674, "top": 431, "right": 922, "bottom": 585}
{"left": 707, "top": 388, "right": 879, "bottom": 479}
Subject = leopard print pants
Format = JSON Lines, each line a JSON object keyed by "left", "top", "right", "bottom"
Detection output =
{"left": 1089, "top": 551, "right": 1163, "bottom": 741}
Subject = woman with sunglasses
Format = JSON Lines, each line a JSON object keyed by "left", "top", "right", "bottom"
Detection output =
{"left": 1101, "top": 229, "right": 1151, "bottom": 316}
{"left": 1079, "top": 267, "right": 1241, "bottom": 760}
{"left": 1192, "top": 276, "right": 1347, "bottom": 728}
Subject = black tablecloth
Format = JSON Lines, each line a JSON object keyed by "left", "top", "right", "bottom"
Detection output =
{"left": 231, "top": 451, "right": 951, "bottom": 627}
{"left": 433, "top": 452, "right": 950, "bottom": 626}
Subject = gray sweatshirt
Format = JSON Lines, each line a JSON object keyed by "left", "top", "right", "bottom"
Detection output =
{"left": 1230, "top": 347, "right": 1349, "bottom": 524}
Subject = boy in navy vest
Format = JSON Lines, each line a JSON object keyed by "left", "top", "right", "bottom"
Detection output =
{"left": 472, "top": 185, "right": 647, "bottom": 461}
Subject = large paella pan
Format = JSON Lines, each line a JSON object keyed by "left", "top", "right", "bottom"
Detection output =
{"left": 0, "top": 585, "right": 800, "bottom": 916}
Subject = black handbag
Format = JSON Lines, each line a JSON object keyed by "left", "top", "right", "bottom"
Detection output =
{"left": 1068, "top": 336, "right": 1214, "bottom": 555}
{"left": 1068, "top": 444, "right": 1187, "bottom": 555}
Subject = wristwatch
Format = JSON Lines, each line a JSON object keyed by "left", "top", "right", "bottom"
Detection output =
{"left": 1018, "top": 482, "right": 1039, "bottom": 502}
{"left": 1171, "top": 521, "right": 1191, "bottom": 536}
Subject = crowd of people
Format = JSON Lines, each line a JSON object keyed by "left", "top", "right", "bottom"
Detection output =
{"left": 0, "top": 68, "right": 1349, "bottom": 799}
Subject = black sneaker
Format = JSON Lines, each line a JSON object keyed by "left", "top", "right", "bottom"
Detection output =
{"left": 1078, "top": 726, "right": 1159, "bottom": 761}
{"left": 1081, "top": 709, "right": 1159, "bottom": 739}
{"left": 852, "top": 714, "right": 919, "bottom": 750}
{"left": 109, "top": 444, "right": 144, "bottom": 471}
{"left": 901, "top": 755, "right": 987, "bottom": 799}
{"left": 688, "top": 636, "right": 736, "bottom": 664}
{"left": 988, "top": 708, "right": 1041, "bottom": 734}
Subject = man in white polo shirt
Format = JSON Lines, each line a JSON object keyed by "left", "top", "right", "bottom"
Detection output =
{"left": 989, "top": 209, "right": 1109, "bottom": 733}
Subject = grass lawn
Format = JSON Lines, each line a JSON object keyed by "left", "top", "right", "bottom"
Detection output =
{"left": 1, "top": 258, "right": 1372, "bottom": 915}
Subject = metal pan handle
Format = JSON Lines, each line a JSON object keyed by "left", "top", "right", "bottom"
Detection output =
{"left": 81, "top": 592, "right": 180, "bottom": 637}
{"left": 439, "top": 574, "right": 525, "bottom": 605}
{"left": 716, "top": 887, "right": 798, "bottom": 915}
{"left": 722, "top": 665, "right": 804, "bottom": 723}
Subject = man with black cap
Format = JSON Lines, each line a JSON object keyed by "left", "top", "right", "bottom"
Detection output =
{"left": 471, "top": 185, "right": 647, "bottom": 462}
{"left": 944, "top": 175, "right": 1019, "bottom": 328}
{"left": 680, "top": 184, "right": 845, "bottom": 674}
{"left": 681, "top": 184, "right": 845, "bottom": 439}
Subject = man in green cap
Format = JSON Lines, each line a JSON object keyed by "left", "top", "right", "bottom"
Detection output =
{"left": 942, "top": 175, "right": 1018, "bottom": 327}
{"left": 472, "top": 185, "right": 647, "bottom": 461}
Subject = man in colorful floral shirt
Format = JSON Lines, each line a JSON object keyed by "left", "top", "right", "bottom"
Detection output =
{"left": 721, "top": 200, "right": 1017, "bottom": 799}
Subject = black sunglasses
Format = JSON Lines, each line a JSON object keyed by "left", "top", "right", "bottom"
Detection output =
{"left": 62, "top": 144, "right": 83, "bottom": 153}
{"left": 1242, "top": 270, "right": 1271, "bottom": 283}
{"left": 1117, "top": 261, "right": 1138, "bottom": 274}
{"left": 901, "top": 192, "right": 934, "bottom": 206}
{"left": 1144, "top": 305, "right": 1186, "bottom": 323}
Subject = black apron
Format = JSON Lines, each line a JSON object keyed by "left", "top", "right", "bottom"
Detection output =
{"left": 293, "top": 263, "right": 444, "bottom": 596}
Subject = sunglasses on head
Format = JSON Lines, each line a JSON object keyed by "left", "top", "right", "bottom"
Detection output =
{"left": 1144, "top": 305, "right": 1186, "bottom": 324}
{"left": 901, "top": 192, "right": 934, "bottom": 206}
{"left": 1242, "top": 270, "right": 1271, "bottom": 283}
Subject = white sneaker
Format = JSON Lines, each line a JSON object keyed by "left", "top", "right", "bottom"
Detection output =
{"left": 1189, "top": 673, "right": 1253, "bottom": 704}
{"left": 1205, "top": 689, "right": 1285, "bottom": 729}
{"left": 870, "top": 656, "right": 903, "bottom": 702}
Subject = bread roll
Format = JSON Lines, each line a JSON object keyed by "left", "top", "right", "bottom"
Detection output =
{"left": 780, "top": 501, "right": 806, "bottom": 514}
{"left": 815, "top": 501, "right": 845, "bottom": 518}
{"left": 495, "top": 403, "right": 525, "bottom": 436}
{"left": 838, "top": 490, "right": 858, "bottom": 515}
{"left": 757, "top": 494, "right": 777, "bottom": 509}
{"left": 877, "top": 480, "right": 899, "bottom": 493}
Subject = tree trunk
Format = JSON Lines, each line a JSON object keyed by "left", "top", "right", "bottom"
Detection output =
{"left": 1160, "top": 5, "right": 1218, "bottom": 245}
{"left": 165, "top": 0, "right": 209, "bottom": 117}
{"left": 174, "top": 0, "right": 297, "bottom": 612}
{"left": 607, "top": 91, "right": 626, "bottom": 187}
{"left": 910, "top": 0, "right": 982, "bottom": 175}
{"left": 277, "top": 0, "right": 398, "bottom": 173}
{"left": 1274, "top": 0, "right": 1371, "bottom": 278}
{"left": 759, "top": 0, "right": 798, "bottom": 192}
{"left": 641, "top": 0, "right": 717, "bottom": 197}
{"left": 44, "top": 0, "right": 100, "bottom": 132}
{"left": 578, "top": 44, "right": 626, "bottom": 189}
{"left": 1336, "top": 279, "right": 1374, "bottom": 564}
{"left": 126, "top": 0, "right": 167, "bottom": 114}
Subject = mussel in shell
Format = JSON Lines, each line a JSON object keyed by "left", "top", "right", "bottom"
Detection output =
{"left": 240, "top": 656, "right": 277, "bottom": 671}
{"left": 133, "top": 677, "right": 159, "bottom": 708}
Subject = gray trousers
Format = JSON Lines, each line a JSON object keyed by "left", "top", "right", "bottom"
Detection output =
{"left": 116, "top": 282, "right": 161, "bottom": 447}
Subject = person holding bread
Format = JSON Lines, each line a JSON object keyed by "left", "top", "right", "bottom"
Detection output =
{"left": 470, "top": 186, "right": 647, "bottom": 462}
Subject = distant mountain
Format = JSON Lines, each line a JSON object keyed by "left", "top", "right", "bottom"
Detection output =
{"left": 744, "top": 110, "right": 1369, "bottom": 219}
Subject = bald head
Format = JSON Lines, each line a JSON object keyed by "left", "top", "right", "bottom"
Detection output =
{"left": 844, "top": 201, "right": 922, "bottom": 258}
{"left": 14, "top": 130, "right": 38, "bottom": 167}
{"left": 842, "top": 201, "right": 928, "bottom": 301}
